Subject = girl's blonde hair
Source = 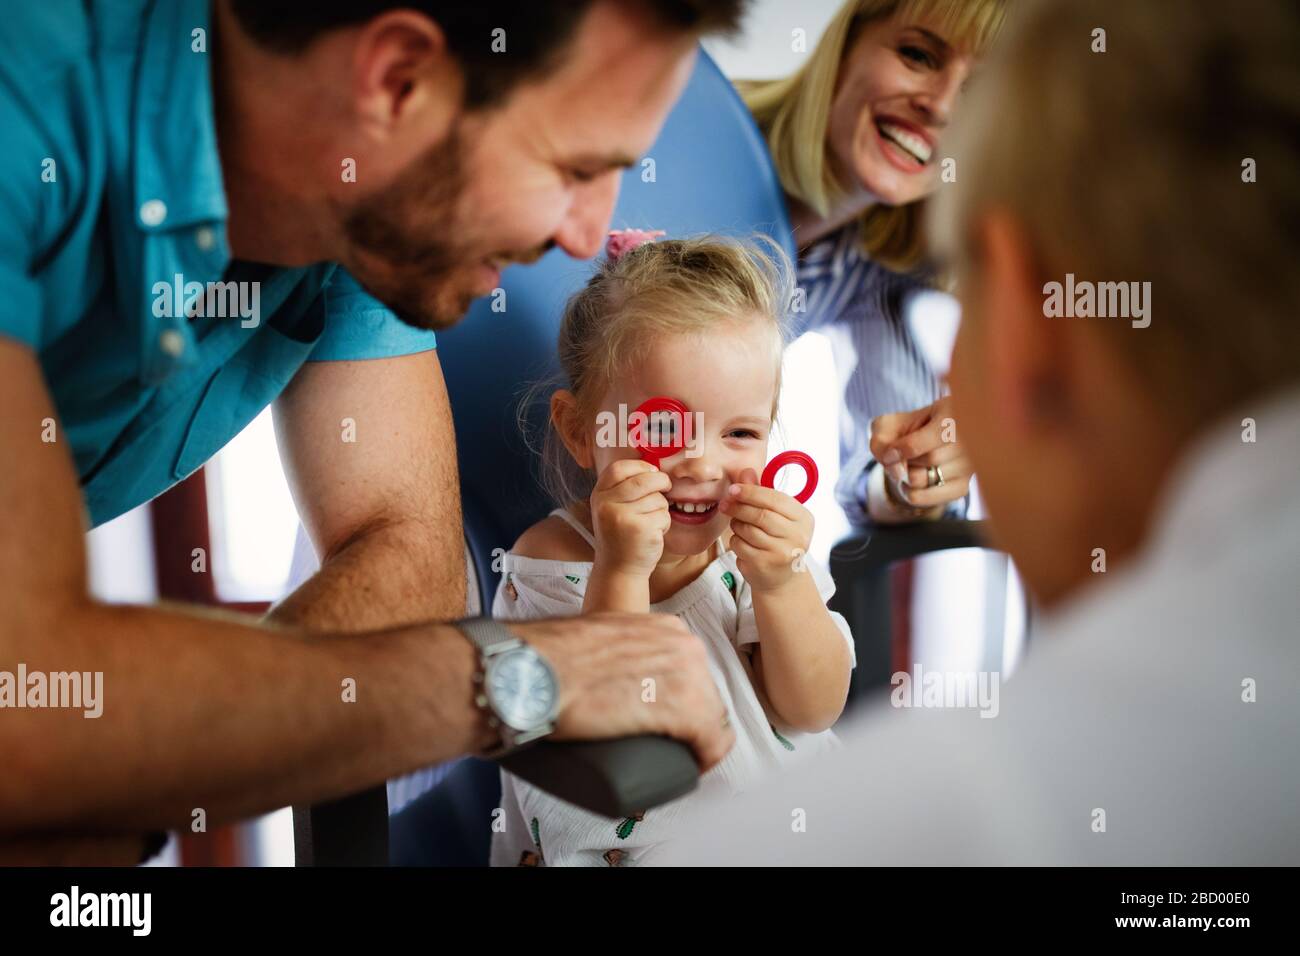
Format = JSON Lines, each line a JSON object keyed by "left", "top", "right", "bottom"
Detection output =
{"left": 741, "top": 0, "right": 1006, "bottom": 272}
{"left": 526, "top": 234, "right": 795, "bottom": 506}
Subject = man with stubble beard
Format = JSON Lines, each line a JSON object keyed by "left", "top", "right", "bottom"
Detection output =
{"left": 0, "top": 0, "right": 745, "bottom": 863}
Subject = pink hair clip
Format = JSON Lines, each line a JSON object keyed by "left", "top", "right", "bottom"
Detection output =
{"left": 606, "top": 228, "right": 666, "bottom": 262}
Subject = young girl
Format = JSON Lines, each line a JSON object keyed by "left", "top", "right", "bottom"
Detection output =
{"left": 489, "top": 232, "right": 856, "bottom": 867}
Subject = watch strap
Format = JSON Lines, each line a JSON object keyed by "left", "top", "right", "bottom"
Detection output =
{"left": 456, "top": 616, "right": 522, "bottom": 658}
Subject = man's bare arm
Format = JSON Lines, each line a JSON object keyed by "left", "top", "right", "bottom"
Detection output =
{"left": 269, "top": 349, "right": 465, "bottom": 632}
{"left": 0, "top": 339, "right": 492, "bottom": 836}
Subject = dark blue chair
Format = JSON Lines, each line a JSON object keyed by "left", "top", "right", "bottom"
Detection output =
{"left": 388, "top": 48, "right": 794, "bottom": 866}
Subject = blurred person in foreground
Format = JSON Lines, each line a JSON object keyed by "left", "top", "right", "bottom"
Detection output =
{"left": 664, "top": 0, "right": 1300, "bottom": 865}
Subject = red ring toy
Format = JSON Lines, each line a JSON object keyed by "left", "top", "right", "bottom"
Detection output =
{"left": 632, "top": 396, "right": 691, "bottom": 464}
{"left": 761, "top": 450, "right": 819, "bottom": 504}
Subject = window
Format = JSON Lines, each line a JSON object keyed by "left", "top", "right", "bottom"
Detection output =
{"left": 204, "top": 408, "right": 300, "bottom": 603}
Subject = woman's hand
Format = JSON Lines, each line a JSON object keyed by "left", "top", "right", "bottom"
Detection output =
{"left": 589, "top": 458, "right": 672, "bottom": 578}
{"left": 720, "top": 468, "right": 815, "bottom": 593}
{"left": 869, "top": 396, "right": 972, "bottom": 509}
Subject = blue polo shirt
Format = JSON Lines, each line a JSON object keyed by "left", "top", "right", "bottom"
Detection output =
{"left": 0, "top": 0, "right": 438, "bottom": 527}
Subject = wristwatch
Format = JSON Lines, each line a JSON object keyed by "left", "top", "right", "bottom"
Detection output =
{"left": 455, "top": 618, "right": 560, "bottom": 758}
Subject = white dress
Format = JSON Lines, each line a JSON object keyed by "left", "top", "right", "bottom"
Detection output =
{"left": 488, "top": 507, "right": 856, "bottom": 867}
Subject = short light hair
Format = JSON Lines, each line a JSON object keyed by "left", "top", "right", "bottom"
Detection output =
{"left": 742, "top": 0, "right": 1006, "bottom": 272}
{"left": 527, "top": 235, "right": 794, "bottom": 506}
{"left": 929, "top": 0, "right": 1300, "bottom": 422}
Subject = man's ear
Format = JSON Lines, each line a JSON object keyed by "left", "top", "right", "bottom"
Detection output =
{"left": 551, "top": 390, "right": 595, "bottom": 469}
{"left": 351, "top": 11, "right": 460, "bottom": 143}
{"left": 974, "top": 209, "right": 1066, "bottom": 437}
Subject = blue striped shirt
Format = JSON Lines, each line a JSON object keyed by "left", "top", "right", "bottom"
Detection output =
{"left": 792, "top": 224, "right": 952, "bottom": 525}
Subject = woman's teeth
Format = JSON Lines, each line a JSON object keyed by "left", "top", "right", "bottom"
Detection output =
{"left": 878, "top": 121, "right": 932, "bottom": 164}
{"left": 670, "top": 501, "right": 717, "bottom": 514}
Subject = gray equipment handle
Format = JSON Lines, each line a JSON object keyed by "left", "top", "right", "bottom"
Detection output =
{"left": 498, "top": 735, "right": 699, "bottom": 818}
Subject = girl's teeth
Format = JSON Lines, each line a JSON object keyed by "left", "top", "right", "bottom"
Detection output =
{"left": 672, "top": 501, "right": 715, "bottom": 514}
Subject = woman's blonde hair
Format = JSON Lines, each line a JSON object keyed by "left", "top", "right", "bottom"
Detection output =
{"left": 525, "top": 234, "right": 795, "bottom": 506}
{"left": 742, "top": 0, "right": 1006, "bottom": 272}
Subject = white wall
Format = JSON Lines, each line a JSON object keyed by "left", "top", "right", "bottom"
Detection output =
{"left": 702, "top": 0, "right": 845, "bottom": 80}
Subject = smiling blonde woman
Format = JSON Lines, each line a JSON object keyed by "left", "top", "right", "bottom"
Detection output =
{"left": 739, "top": 0, "right": 1006, "bottom": 526}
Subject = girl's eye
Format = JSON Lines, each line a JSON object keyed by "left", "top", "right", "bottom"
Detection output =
{"left": 652, "top": 421, "right": 678, "bottom": 441}
{"left": 726, "top": 429, "right": 760, "bottom": 440}
{"left": 899, "top": 45, "right": 938, "bottom": 69}
{"left": 567, "top": 168, "right": 599, "bottom": 185}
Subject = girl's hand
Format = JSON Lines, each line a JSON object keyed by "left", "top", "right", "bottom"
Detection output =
{"left": 589, "top": 458, "right": 672, "bottom": 578}
{"left": 869, "top": 395, "right": 972, "bottom": 509}
{"left": 720, "top": 468, "right": 814, "bottom": 593}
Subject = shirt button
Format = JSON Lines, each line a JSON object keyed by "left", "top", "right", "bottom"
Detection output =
{"left": 194, "top": 226, "right": 215, "bottom": 251}
{"left": 139, "top": 199, "right": 168, "bottom": 227}
{"left": 159, "top": 329, "right": 185, "bottom": 357}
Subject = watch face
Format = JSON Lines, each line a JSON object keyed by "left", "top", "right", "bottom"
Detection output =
{"left": 486, "top": 647, "right": 558, "bottom": 731}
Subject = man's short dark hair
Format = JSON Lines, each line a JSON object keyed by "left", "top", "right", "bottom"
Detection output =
{"left": 228, "top": 0, "right": 746, "bottom": 110}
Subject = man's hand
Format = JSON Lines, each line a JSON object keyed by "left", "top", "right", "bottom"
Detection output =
{"left": 869, "top": 395, "right": 972, "bottom": 509}
{"left": 719, "top": 467, "right": 814, "bottom": 593}
{"left": 516, "top": 613, "right": 734, "bottom": 772}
